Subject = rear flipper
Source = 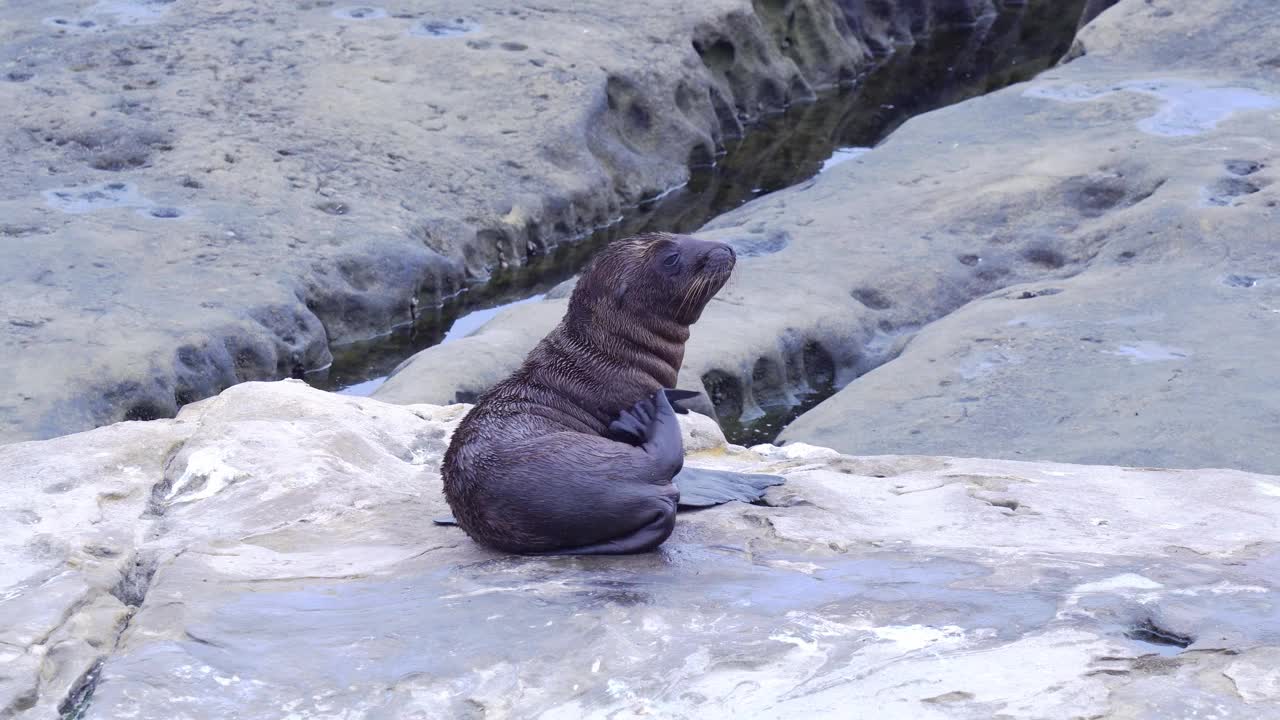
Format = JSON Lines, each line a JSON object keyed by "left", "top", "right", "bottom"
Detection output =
{"left": 674, "top": 467, "right": 784, "bottom": 508}
{"left": 433, "top": 467, "right": 783, "bottom": 526}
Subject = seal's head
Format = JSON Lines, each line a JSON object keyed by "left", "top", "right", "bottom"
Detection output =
{"left": 571, "top": 232, "right": 736, "bottom": 327}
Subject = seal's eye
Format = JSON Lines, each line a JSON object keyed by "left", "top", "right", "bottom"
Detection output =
{"left": 662, "top": 252, "right": 680, "bottom": 269}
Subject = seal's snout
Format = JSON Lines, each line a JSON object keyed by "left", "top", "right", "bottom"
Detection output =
{"left": 704, "top": 243, "right": 736, "bottom": 274}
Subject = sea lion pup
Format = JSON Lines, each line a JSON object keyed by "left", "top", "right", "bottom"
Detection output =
{"left": 442, "top": 232, "right": 775, "bottom": 555}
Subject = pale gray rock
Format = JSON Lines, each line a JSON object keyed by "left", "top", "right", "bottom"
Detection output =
{"left": 1, "top": 381, "right": 1277, "bottom": 718}
{"left": 780, "top": 257, "right": 1280, "bottom": 473}
{"left": 1224, "top": 648, "right": 1280, "bottom": 704}
{"left": 383, "top": 0, "right": 1280, "bottom": 473}
{"left": 0, "top": 417, "right": 193, "bottom": 717}
{"left": 779, "top": 0, "right": 1280, "bottom": 472}
{"left": 376, "top": 297, "right": 568, "bottom": 406}
{"left": 0, "top": 0, "right": 1001, "bottom": 444}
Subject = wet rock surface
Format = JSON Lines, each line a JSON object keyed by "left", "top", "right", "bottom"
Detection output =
{"left": 1, "top": 381, "right": 1277, "bottom": 718}
{"left": 381, "top": 0, "right": 1280, "bottom": 473}
{"left": 0, "top": 0, "right": 1008, "bottom": 444}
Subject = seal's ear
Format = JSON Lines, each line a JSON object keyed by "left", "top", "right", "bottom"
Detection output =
{"left": 613, "top": 281, "right": 628, "bottom": 307}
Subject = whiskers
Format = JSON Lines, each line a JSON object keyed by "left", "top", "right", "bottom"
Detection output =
{"left": 675, "top": 271, "right": 724, "bottom": 321}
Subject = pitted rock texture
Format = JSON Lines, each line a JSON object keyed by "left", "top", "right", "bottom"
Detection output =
{"left": 1, "top": 380, "right": 1277, "bottom": 718}
{"left": 379, "top": 0, "right": 1280, "bottom": 473}
{"left": 777, "top": 0, "right": 1280, "bottom": 472}
{"left": 0, "top": 0, "right": 1005, "bottom": 444}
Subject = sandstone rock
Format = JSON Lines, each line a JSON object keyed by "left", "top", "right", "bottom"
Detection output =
{"left": 779, "top": 255, "right": 1280, "bottom": 473}
{"left": 373, "top": 0, "right": 1102, "bottom": 415}
{"left": 1, "top": 381, "right": 1277, "bottom": 717}
{"left": 384, "top": 0, "right": 1280, "bottom": 475}
{"left": 375, "top": 297, "right": 569, "bottom": 406}
{"left": 779, "top": 0, "right": 1280, "bottom": 472}
{"left": 0, "top": 417, "right": 192, "bottom": 717}
{"left": 0, "top": 0, "right": 1004, "bottom": 444}
{"left": 1225, "top": 648, "right": 1280, "bottom": 704}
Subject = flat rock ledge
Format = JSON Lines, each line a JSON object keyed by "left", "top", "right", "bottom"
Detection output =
{"left": 2, "top": 380, "right": 1277, "bottom": 718}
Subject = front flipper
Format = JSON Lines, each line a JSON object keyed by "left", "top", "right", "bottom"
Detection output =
{"left": 664, "top": 388, "right": 701, "bottom": 415}
{"left": 606, "top": 390, "right": 683, "bottom": 472}
{"left": 607, "top": 394, "right": 656, "bottom": 446}
{"left": 608, "top": 388, "right": 703, "bottom": 445}
{"left": 607, "top": 390, "right": 782, "bottom": 507}
{"left": 674, "top": 467, "right": 785, "bottom": 508}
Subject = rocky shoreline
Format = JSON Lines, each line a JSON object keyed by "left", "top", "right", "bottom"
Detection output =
{"left": 3, "top": 1, "right": 1279, "bottom": 716}
{"left": 2, "top": 380, "right": 1277, "bottom": 717}
{"left": 0, "top": 0, "right": 1069, "bottom": 444}
{"left": 378, "top": 0, "right": 1280, "bottom": 474}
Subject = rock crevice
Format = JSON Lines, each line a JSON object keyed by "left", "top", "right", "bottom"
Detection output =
{"left": 2, "top": 0, "right": 1021, "bottom": 444}
{"left": 379, "top": 0, "right": 1280, "bottom": 475}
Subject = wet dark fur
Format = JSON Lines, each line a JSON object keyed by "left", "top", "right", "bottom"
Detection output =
{"left": 441, "top": 233, "right": 736, "bottom": 554}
